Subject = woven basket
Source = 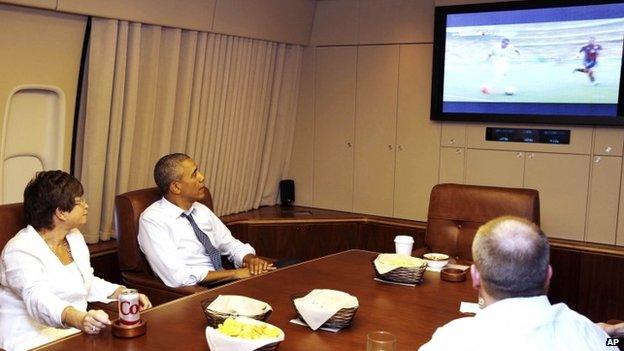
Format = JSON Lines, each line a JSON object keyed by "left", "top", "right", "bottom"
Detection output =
{"left": 291, "top": 291, "right": 358, "bottom": 329}
{"left": 372, "top": 259, "right": 427, "bottom": 284}
{"left": 201, "top": 296, "right": 272, "bottom": 328}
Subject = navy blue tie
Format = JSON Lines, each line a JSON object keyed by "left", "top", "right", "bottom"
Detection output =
{"left": 181, "top": 213, "right": 223, "bottom": 270}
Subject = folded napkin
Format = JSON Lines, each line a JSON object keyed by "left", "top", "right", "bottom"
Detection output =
{"left": 207, "top": 295, "right": 271, "bottom": 317}
{"left": 374, "top": 253, "right": 427, "bottom": 274}
{"left": 205, "top": 317, "right": 284, "bottom": 351}
{"left": 293, "top": 289, "right": 359, "bottom": 331}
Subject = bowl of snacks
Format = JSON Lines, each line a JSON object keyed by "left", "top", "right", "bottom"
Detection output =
{"left": 423, "top": 253, "right": 450, "bottom": 269}
{"left": 205, "top": 317, "right": 284, "bottom": 351}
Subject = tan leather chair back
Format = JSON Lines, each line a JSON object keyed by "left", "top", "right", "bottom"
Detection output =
{"left": 115, "top": 187, "right": 213, "bottom": 273}
{"left": 0, "top": 202, "right": 25, "bottom": 251}
{"left": 426, "top": 183, "right": 540, "bottom": 261}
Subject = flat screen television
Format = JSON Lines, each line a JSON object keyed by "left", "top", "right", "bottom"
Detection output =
{"left": 431, "top": 0, "right": 624, "bottom": 125}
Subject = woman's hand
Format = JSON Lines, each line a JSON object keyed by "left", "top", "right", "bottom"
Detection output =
{"left": 81, "top": 309, "right": 111, "bottom": 334}
{"left": 138, "top": 293, "right": 152, "bottom": 311}
{"left": 62, "top": 306, "right": 110, "bottom": 335}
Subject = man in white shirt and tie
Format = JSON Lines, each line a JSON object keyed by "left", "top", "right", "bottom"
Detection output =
{"left": 420, "top": 216, "right": 615, "bottom": 351}
{"left": 138, "top": 153, "right": 275, "bottom": 288}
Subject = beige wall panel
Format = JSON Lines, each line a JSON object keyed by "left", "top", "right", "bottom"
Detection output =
{"left": 465, "top": 149, "right": 524, "bottom": 188}
{"left": 212, "top": 0, "right": 315, "bottom": 45}
{"left": 394, "top": 44, "right": 439, "bottom": 221}
{"left": 0, "top": 4, "right": 86, "bottom": 170}
{"left": 353, "top": 45, "right": 399, "bottom": 217}
{"left": 594, "top": 128, "right": 624, "bottom": 156}
{"left": 288, "top": 47, "right": 315, "bottom": 206}
{"left": 58, "top": 0, "right": 215, "bottom": 32}
{"left": 313, "top": 47, "right": 357, "bottom": 212}
{"left": 440, "top": 122, "right": 465, "bottom": 147}
{"left": 586, "top": 156, "right": 621, "bottom": 244}
{"left": 439, "top": 147, "right": 464, "bottom": 184}
{"left": 524, "top": 152, "right": 590, "bottom": 241}
{"left": 466, "top": 124, "right": 593, "bottom": 155}
{"left": 358, "top": 0, "right": 434, "bottom": 44}
{"left": 0, "top": 0, "right": 54, "bottom": 9}
{"left": 310, "top": 0, "right": 358, "bottom": 46}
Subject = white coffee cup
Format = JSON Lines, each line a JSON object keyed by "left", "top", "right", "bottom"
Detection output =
{"left": 394, "top": 235, "right": 414, "bottom": 256}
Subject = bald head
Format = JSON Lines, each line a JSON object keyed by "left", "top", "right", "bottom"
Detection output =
{"left": 472, "top": 216, "right": 549, "bottom": 300}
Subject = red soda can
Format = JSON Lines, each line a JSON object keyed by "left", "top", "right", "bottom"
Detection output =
{"left": 118, "top": 288, "right": 140, "bottom": 325}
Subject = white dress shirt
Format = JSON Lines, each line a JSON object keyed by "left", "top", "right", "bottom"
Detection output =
{"left": 138, "top": 198, "right": 255, "bottom": 288}
{"left": 419, "top": 295, "right": 615, "bottom": 351}
{"left": 0, "top": 226, "right": 120, "bottom": 351}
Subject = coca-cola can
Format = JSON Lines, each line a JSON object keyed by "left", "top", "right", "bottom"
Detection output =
{"left": 118, "top": 288, "right": 140, "bottom": 325}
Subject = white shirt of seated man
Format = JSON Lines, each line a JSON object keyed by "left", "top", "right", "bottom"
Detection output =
{"left": 138, "top": 155, "right": 274, "bottom": 288}
{"left": 419, "top": 217, "right": 615, "bottom": 351}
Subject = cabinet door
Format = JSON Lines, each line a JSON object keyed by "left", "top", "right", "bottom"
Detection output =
{"left": 465, "top": 149, "right": 524, "bottom": 188}
{"left": 313, "top": 47, "right": 357, "bottom": 212}
{"left": 394, "top": 44, "right": 440, "bottom": 221}
{"left": 586, "top": 156, "right": 621, "bottom": 244}
{"left": 353, "top": 45, "right": 399, "bottom": 216}
{"left": 440, "top": 123, "right": 466, "bottom": 147}
{"left": 305, "top": 223, "right": 358, "bottom": 260}
{"left": 245, "top": 224, "right": 304, "bottom": 260}
{"left": 524, "top": 153, "right": 590, "bottom": 240}
{"left": 593, "top": 128, "right": 624, "bottom": 156}
{"left": 439, "top": 147, "right": 464, "bottom": 184}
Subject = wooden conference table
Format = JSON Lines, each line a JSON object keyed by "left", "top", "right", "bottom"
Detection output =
{"left": 37, "top": 250, "right": 478, "bottom": 350}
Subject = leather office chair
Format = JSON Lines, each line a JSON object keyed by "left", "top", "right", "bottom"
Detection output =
{"left": 418, "top": 183, "right": 540, "bottom": 262}
{"left": 0, "top": 202, "right": 25, "bottom": 252}
{"left": 115, "top": 187, "right": 213, "bottom": 305}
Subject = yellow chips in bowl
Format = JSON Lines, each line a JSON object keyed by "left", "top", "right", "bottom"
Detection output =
{"left": 218, "top": 317, "right": 281, "bottom": 340}
{"left": 376, "top": 253, "right": 426, "bottom": 268}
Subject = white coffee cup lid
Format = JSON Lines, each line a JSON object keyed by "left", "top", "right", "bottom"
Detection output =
{"left": 394, "top": 235, "right": 414, "bottom": 243}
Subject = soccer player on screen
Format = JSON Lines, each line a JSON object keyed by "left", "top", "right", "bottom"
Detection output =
{"left": 482, "top": 38, "right": 520, "bottom": 95}
{"left": 574, "top": 37, "right": 602, "bottom": 85}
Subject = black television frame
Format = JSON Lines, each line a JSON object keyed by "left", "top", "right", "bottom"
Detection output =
{"left": 430, "top": 0, "right": 624, "bottom": 126}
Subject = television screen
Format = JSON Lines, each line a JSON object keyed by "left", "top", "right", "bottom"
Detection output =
{"left": 431, "top": 0, "right": 624, "bottom": 125}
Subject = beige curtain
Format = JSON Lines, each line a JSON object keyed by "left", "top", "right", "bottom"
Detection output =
{"left": 74, "top": 18, "right": 302, "bottom": 243}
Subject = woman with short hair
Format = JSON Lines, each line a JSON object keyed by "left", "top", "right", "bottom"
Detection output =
{"left": 0, "top": 171, "right": 151, "bottom": 351}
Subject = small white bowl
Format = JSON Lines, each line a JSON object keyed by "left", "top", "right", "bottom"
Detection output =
{"left": 423, "top": 253, "right": 450, "bottom": 269}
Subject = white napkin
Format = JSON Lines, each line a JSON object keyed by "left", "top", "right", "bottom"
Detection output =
{"left": 374, "top": 253, "right": 427, "bottom": 274}
{"left": 460, "top": 301, "right": 481, "bottom": 314}
{"left": 293, "top": 289, "right": 359, "bottom": 331}
{"left": 207, "top": 295, "right": 271, "bottom": 317}
{"left": 205, "top": 317, "right": 284, "bottom": 351}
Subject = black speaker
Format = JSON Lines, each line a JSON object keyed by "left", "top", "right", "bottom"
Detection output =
{"left": 279, "top": 179, "right": 295, "bottom": 206}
